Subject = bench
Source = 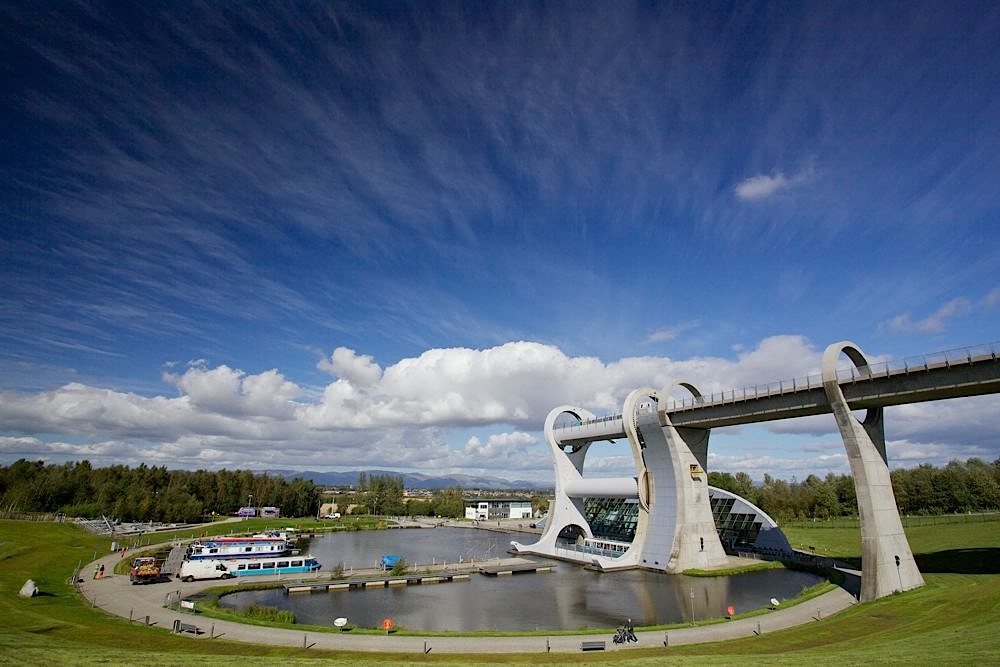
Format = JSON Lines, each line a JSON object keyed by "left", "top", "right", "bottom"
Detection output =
{"left": 175, "top": 621, "right": 202, "bottom": 635}
{"left": 580, "top": 640, "right": 606, "bottom": 651}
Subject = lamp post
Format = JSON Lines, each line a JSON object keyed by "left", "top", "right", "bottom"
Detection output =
{"left": 689, "top": 589, "right": 695, "bottom": 625}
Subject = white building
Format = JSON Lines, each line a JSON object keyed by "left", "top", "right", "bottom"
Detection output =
{"left": 464, "top": 499, "right": 533, "bottom": 521}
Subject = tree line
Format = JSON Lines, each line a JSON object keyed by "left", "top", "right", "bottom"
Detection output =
{"left": 346, "top": 473, "right": 549, "bottom": 518}
{"left": 708, "top": 457, "right": 1000, "bottom": 521}
{"left": 0, "top": 459, "right": 320, "bottom": 523}
{"left": 350, "top": 472, "right": 468, "bottom": 518}
{"left": 2, "top": 457, "right": 997, "bottom": 525}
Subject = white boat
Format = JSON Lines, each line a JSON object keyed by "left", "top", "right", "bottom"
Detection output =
{"left": 185, "top": 536, "right": 290, "bottom": 560}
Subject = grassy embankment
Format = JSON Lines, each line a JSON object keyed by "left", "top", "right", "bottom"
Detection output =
{"left": 2, "top": 514, "right": 999, "bottom": 665}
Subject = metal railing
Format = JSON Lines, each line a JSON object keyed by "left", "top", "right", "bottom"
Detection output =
{"left": 553, "top": 543, "right": 627, "bottom": 560}
{"left": 553, "top": 341, "right": 999, "bottom": 427}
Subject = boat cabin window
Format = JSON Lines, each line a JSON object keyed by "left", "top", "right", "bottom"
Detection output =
{"left": 277, "top": 561, "right": 289, "bottom": 568}
{"left": 245, "top": 547, "right": 253, "bottom": 552}
{"left": 247, "top": 563, "right": 261, "bottom": 570}
{"left": 261, "top": 561, "right": 274, "bottom": 569}
{"left": 291, "top": 560, "right": 303, "bottom": 567}
{"left": 209, "top": 548, "right": 218, "bottom": 554}
{"left": 237, "top": 564, "right": 246, "bottom": 571}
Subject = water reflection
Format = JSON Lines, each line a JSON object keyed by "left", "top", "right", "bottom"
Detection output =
{"left": 219, "top": 527, "right": 821, "bottom": 631}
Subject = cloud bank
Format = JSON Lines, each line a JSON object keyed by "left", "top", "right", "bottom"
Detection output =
{"left": 1, "top": 335, "right": 996, "bottom": 481}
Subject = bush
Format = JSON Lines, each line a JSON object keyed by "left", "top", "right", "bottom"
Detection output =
{"left": 241, "top": 604, "right": 296, "bottom": 624}
{"left": 58, "top": 502, "right": 105, "bottom": 518}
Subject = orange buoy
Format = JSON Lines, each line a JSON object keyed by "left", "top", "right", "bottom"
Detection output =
{"left": 382, "top": 617, "right": 394, "bottom": 632}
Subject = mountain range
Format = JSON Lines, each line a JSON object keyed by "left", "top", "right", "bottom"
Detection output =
{"left": 268, "top": 469, "right": 552, "bottom": 491}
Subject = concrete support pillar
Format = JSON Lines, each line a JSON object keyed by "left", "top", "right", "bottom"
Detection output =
{"left": 822, "top": 341, "right": 924, "bottom": 601}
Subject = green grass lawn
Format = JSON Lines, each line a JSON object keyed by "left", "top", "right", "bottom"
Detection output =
{"left": 2, "top": 516, "right": 999, "bottom": 665}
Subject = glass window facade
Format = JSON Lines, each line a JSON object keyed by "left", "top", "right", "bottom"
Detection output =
{"left": 710, "top": 495, "right": 763, "bottom": 548}
{"left": 584, "top": 497, "right": 639, "bottom": 542}
{"left": 580, "top": 491, "right": 773, "bottom": 553}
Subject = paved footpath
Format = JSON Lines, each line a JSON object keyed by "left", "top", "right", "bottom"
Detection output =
{"left": 79, "top": 548, "right": 857, "bottom": 655}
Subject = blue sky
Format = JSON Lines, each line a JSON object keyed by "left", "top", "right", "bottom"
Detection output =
{"left": 2, "top": 1, "right": 999, "bottom": 483}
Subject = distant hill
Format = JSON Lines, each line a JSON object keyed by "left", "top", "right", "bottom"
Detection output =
{"left": 267, "top": 469, "right": 551, "bottom": 491}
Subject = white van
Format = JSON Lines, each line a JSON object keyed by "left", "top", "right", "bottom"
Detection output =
{"left": 179, "top": 559, "right": 233, "bottom": 582}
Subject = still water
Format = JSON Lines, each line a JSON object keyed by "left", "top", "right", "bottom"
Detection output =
{"left": 219, "top": 527, "right": 822, "bottom": 631}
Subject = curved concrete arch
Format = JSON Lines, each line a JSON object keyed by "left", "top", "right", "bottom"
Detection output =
{"left": 822, "top": 341, "right": 924, "bottom": 600}
{"left": 511, "top": 405, "right": 638, "bottom": 566}
{"left": 657, "top": 380, "right": 710, "bottom": 472}
{"left": 630, "top": 380, "right": 727, "bottom": 571}
{"left": 622, "top": 386, "right": 658, "bottom": 510}
{"left": 544, "top": 405, "right": 596, "bottom": 476}
{"left": 823, "top": 343, "right": 886, "bottom": 462}
{"left": 619, "top": 387, "right": 660, "bottom": 565}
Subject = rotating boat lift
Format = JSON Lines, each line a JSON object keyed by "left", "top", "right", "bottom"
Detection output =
{"left": 513, "top": 341, "right": 928, "bottom": 600}
{"left": 511, "top": 381, "right": 729, "bottom": 573}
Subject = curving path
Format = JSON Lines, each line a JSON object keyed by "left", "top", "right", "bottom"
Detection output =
{"left": 78, "top": 548, "right": 857, "bottom": 655}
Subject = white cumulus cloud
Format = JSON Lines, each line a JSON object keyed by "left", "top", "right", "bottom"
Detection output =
{"left": 0, "top": 335, "right": 996, "bottom": 480}
{"left": 317, "top": 347, "right": 383, "bottom": 386}
{"left": 734, "top": 172, "right": 791, "bottom": 200}
{"left": 734, "top": 162, "right": 814, "bottom": 201}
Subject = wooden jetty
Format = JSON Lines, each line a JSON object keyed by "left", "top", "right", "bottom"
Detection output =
{"left": 477, "top": 562, "right": 554, "bottom": 576}
{"left": 286, "top": 571, "right": 472, "bottom": 593}
{"left": 283, "top": 557, "right": 551, "bottom": 593}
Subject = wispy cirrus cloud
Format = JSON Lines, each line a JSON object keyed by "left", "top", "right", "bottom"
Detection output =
{"left": 645, "top": 320, "right": 699, "bottom": 344}
{"left": 881, "top": 297, "right": 972, "bottom": 334}
{"left": 984, "top": 287, "right": 1000, "bottom": 310}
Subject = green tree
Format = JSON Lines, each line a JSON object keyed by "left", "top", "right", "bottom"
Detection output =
{"left": 365, "top": 474, "right": 404, "bottom": 516}
{"left": 733, "top": 472, "right": 755, "bottom": 501}
{"left": 430, "top": 487, "right": 465, "bottom": 518}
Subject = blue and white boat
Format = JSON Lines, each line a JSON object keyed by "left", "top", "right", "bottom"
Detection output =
{"left": 178, "top": 554, "right": 321, "bottom": 581}
{"left": 185, "top": 536, "right": 290, "bottom": 560}
{"left": 229, "top": 554, "right": 321, "bottom": 577}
